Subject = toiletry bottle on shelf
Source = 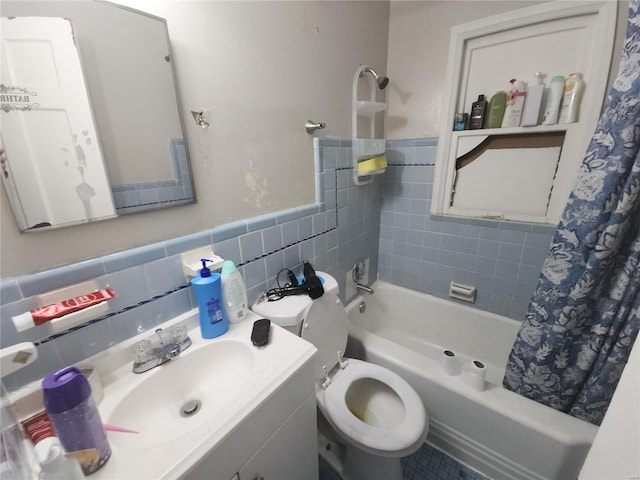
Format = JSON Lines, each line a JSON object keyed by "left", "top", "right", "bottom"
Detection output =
{"left": 521, "top": 72, "right": 546, "bottom": 126}
{"left": 501, "top": 79, "right": 527, "bottom": 128}
{"left": 42, "top": 366, "right": 111, "bottom": 475}
{"left": 191, "top": 259, "right": 228, "bottom": 339}
{"left": 486, "top": 91, "right": 507, "bottom": 128}
{"left": 542, "top": 75, "right": 565, "bottom": 125}
{"left": 221, "top": 260, "right": 248, "bottom": 324}
{"left": 453, "top": 113, "right": 468, "bottom": 131}
{"left": 558, "top": 72, "right": 584, "bottom": 124}
{"left": 469, "top": 95, "right": 487, "bottom": 129}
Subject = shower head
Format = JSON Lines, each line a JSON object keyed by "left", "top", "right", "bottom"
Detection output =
{"left": 362, "top": 67, "right": 389, "bottom": 90}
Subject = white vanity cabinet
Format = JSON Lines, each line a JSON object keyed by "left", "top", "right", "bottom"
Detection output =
{"left": 184, "top": 359, "right": 319, "bottom": 480}
{"left": 235, "top": 394, "right": 317, "bottom": 480}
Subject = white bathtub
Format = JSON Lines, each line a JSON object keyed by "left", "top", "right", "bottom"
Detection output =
{"left": 345, "top": 281, "right": 598, "bottom": 480}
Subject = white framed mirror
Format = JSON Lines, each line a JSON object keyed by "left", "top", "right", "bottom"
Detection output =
{"left": 0, "top": 0, "right": 196, "bottom": 232}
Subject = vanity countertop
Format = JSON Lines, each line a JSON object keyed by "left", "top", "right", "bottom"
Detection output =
{"left": 11, "top": 308, "right": 316, "bottom": 480}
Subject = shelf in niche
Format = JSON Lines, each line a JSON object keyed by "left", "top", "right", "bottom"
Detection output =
{"left": 453, "top": 123, "right": 571, "bottom": 137}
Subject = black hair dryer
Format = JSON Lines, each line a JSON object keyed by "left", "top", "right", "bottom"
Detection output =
{"left": 302, "top": 261, "right": 324, "bottom": 299}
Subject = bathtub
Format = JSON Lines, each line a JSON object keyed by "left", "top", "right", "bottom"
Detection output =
{"left": 345, "top": 281, "right": 598, "bottom": 480}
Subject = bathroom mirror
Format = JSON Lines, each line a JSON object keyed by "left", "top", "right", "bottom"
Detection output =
{"left": 0, "top": 0, "right": 195, "bottom": 231}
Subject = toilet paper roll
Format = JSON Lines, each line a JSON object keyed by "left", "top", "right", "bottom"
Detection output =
{"left": 440, "top": 350, "right": 461, "bottom": 376}
{"left": 462, "top": 360, "right": 486, "bottom": 391}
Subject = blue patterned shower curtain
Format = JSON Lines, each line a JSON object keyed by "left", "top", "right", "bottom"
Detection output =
{"left": 503, "top": 0, "right": 640, "bottom": 426}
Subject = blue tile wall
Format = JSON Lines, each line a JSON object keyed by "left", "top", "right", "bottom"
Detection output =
{"left": 380, "top": 138, "right": 556, "bottom": 320}
{"left": 0, "top": 136, "right": 558, "bottom": 392}
{"left": 0, "top": 138, "right": 380, "bottom": 392}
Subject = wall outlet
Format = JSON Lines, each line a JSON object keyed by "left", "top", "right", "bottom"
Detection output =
{"left": 345, "top": 258, "right": 369, "bottom": 300}
{"left": 181, "top": 246, "right": 224, "bottom": 280}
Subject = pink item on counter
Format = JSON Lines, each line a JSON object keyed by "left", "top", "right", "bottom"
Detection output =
{"left": 103, "top": 424, "right": 139, "bottom": 434}
{"left": 12, "top": 288, "right": 117, "bottom": 332}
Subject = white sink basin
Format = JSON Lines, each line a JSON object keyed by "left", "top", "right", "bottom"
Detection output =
{"left": 107, "top": 340, "right": 254, "bottom": 450}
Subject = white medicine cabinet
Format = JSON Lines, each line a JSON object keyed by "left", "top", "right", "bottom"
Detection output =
{"left": 431, "top": 1, "right": 617, "bottom": 225}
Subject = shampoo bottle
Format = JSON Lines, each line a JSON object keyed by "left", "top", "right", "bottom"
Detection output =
{"left": 191, "top": 259, "right": 228, "bottom": 339}
{"left": 542, "top": 75, "right": 565, "bottom": 125}
{"left": 486, "top": 91, "right": 507, "bottom": 129}
{"left": 221, "top": 260, "right": 248, "bottom": 324}
{"left": 521, "top": 72, "right": 545, "bottom": 126}
{"left": 469, "top": 95, "right": 487, "bottom": 130}
{"left": 501, "top": 79, "right": 527, "bottom": 128}
{"left": 558, "top": 72, "right": 584, "bottom": 124}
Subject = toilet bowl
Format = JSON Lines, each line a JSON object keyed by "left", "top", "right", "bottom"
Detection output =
{"left": 252, "top": 272, "right": 428, "bottom": 480}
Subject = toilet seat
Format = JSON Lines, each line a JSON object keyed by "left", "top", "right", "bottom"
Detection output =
{"left": 320, "top": 359, "right": 427, "bottom": 457}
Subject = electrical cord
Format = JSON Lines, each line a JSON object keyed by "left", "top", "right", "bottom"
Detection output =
{"left": 265, "top": 268, "right": 304, "bottom": 301}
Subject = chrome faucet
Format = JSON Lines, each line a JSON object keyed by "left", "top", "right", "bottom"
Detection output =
{"left": 132, "top": 325, "right": 191, "bottom": 374}
{"left": 356, "top": 283, "right": 374, "bottom": 294}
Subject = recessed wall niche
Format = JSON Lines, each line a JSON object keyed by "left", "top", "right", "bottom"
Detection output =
{"left": 432, "top": 1, "right": 617, "bottom": 225}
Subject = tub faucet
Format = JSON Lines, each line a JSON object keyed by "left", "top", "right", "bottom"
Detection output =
{"left": 356, "top": 283, "right": 374, "bottom": 294}
{"left": 132, "top": 326, "right": 191, "bottom": 374}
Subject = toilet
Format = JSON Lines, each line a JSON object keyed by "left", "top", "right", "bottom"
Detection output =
{"left": 252, "top": 272, "right": 428, "bottom": 480}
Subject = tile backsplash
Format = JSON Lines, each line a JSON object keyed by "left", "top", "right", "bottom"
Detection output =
{"left": 0, "top": 137, "right": 555, "bottom": 391}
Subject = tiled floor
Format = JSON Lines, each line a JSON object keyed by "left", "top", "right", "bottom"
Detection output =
{"left": 319, "top": 442, "right": 488, "bottom": 480}
{"left": 401, "top": 443, "right": 488, "bottom": 480}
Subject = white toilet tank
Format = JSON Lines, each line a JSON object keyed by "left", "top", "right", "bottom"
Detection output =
{"left": 252, "top": 272, "right": 339, "bottom": 334}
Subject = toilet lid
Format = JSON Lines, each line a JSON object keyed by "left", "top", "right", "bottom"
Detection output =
{"left": 301, "top": 293, "right": 348, "bottom": 381}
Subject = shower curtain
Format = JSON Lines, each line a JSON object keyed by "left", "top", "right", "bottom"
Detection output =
{"left": 503, "top": 0, "right": 640, "bottom": 426}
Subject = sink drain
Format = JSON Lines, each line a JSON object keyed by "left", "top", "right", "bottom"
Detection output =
{"left": 181, "top": 400, "right": 201, "bottom": 417}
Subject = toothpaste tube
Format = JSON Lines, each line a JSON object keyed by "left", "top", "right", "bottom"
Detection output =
{"left": 21, "top": 410, "right": 55, "bottom": 446}
{"left": 20, "top": 412, "right": 66, "bottom": 464}
{"left": 12, "top": 288, "right": 117, "bottom": 332}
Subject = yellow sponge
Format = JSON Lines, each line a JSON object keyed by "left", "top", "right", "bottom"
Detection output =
{"left": 358, "top": 155, "right": 387, "bottom": 174}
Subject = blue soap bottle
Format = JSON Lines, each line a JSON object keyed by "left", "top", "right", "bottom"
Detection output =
{"left": 191, "top": 259, "right": 228, "bottom": 339}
